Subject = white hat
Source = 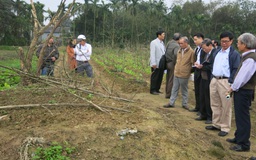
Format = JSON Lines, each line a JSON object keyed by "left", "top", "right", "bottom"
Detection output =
{"left": 77, "top": 34, "right": 86, "bottom": 40}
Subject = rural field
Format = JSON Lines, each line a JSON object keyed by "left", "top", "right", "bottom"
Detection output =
{"left": 0, "top": 47, "right": 255, "bottom": 160}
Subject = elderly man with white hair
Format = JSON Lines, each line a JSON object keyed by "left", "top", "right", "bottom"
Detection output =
{"left": 226, "top": 33, "right": 256, "bottom": 154}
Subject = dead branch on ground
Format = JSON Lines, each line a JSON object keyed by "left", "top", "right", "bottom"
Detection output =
{"left": 0, "top": 65, "right": 134, "bottom": 103}
{"left": 0, "top": 103, "right": 131, "bottom": 113}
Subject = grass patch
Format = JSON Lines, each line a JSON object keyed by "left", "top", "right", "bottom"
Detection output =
{"left": 211, "top": 140, "right": 224, "bottom": 150}
{"left": 0, "top": 46, "right": 17, "bottom": 50}
{"left": 93, "top": 47, "right": 151, "bottom": 82}
{"left": 32, "top": 141, "right": 76, "bottom": 160}
{"left": 0, "top": 47, "right": 37, "bottom": 90}
{"left": 207, "top": 140, "right": 226, "bottom": 159}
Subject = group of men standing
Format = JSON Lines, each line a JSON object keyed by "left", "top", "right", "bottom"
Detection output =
{"left": 149, "top": 30, "right": 256, "bottom": 158}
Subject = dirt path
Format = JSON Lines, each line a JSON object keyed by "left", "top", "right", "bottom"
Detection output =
{"left": 133, "top": 89, "right": 256, "bottom": 159}
{"left": 58, "top": 53, "right": 256, "bottom": 159}
{"left": 0, "top": 52, "right": 256, "bottom": 159}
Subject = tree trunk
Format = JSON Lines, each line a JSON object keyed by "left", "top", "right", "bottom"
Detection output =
{"left": 18, "top": 0, "right": 76, "bottom": 85}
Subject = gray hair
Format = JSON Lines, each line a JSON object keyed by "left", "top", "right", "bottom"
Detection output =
{"left": 201, "top": 38, "right": 213, "bottom": 46}
{"left": 180, "top": 36, "right": 189, "bottom": 44}
{"left": 238, "top": 33, "right": 256, "bottom": 49}
{"left": 173, "top": 33, "right": 181, "bottom": 41}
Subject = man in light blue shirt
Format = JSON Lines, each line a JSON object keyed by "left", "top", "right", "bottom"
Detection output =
{"left": 205, "top": 31, "right": 240, "bottom": 137}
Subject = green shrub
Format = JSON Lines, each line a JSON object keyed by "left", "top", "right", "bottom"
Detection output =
{"left": 0, "top": 45, "right": 16, "bottom": 50}
{"left": 0, "top": 70, "right": 20, "bottom": 91}
{"left": 32, "top": 142, "right": 75, "bottom": 160}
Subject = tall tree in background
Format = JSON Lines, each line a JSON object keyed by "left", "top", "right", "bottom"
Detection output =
{"left": 1, "top": 0, "right": 256, "bottom": 48}
{"left": 109, "top": 0, "right": 119, "bottom": 47}
{"left": 91, "top": 0, "right": 99, "bottom": 44}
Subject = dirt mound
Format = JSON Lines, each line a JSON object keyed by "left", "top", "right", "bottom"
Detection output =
{"left": 0, "top": 54, "right": 255, "bottom": 160}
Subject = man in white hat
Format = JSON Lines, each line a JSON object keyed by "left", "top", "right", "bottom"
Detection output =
{"left": 74, "top": 34, "right": 93, "bottom": 77}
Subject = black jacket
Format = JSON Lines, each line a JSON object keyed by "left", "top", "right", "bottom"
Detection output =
{"left": 211, "top": 46, "right": 241, "bottom": 83}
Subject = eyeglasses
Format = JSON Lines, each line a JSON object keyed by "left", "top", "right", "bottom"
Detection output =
{"left": 221, "top": 40, "right": 231, "bottom": 43}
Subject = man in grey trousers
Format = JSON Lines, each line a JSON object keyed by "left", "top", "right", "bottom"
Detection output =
{"left": 163, "top": 36, "right": 194, "bottom": 109}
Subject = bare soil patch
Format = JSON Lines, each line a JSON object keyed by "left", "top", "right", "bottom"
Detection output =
{"left": 0, "top": 53, "right": 256, "bottom": 160}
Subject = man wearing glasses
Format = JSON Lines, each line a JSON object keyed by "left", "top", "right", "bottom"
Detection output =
{"left": 205, "top": 31, "right": 240, "bottom": 137}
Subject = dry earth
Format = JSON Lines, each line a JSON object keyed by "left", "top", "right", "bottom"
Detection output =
{"left": 0, "top": 53, "right": 256, "bottom": 160}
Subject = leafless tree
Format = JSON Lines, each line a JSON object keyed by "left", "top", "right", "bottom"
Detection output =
{"left": 18, "top": 0, "right": 75, "bottom": 85}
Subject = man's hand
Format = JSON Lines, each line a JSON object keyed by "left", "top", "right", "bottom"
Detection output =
{"left": 194, "top": 62, "right": 202, "bottom": 69}
{"left": 152, "top": 65, "right": 157, "bottom": 69}
{"left": 51, "top": 57, "right": 56, "bottom": 61}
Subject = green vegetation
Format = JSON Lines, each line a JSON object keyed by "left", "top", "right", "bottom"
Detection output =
{"left": 93, "top": 48, "right": 150, "bottom": 82}
{"left": 0, "top": 70, "right": 20, "bottom": 90}
{"left": 32, "top": 142, "right": 76, "bottom": 160}
{"left": 0, "top": 46, "right": 17, "bottom": 50}
{"left": 0, "top": 47, "right": 151, "bottom": 90}
{"left": 0, "top": 48, "right": 37, "bottom": 91}
{"left": 1, "top": 0, "right": 256, "bottom": 47}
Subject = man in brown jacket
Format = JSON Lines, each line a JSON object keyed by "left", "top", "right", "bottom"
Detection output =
{"left": 163, "top": 36, "right": 194, "bottom": 109}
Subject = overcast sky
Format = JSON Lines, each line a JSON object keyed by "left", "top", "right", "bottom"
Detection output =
{"left": 24, "top": 0, "right": 256, "bottom": 11}
{"left": 23, "top": 0, "right": 256, "bottom": 11}
{"left": 23, "top": 0, "right": 204, "bottom": 11}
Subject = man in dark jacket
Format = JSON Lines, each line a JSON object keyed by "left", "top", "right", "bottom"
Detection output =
{"left": 36, "top": 36, "right": 59, "bottom": 76}
{"left": 165, "top": 33, "right": 181, "bottom": 98}
{"left": 195, "top": 38, "right": 216, "bottom": 124}
{"left": 205, "top": 31, "right": 240, "bottom": 137}
{"left": 191, "top": 33, "right": 204, "bottom": 113}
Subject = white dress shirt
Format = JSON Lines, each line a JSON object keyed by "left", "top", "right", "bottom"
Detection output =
{"left": 75, "top": 43, "right": 92, "bottom": 61}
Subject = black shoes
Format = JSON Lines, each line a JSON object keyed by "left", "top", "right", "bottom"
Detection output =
{"left": 205, "top": 126, "right": 227, "bottom": 136}
{"left": 218, "top": 131, "right": 228, "bottom": 137}
{"left": 205, "top": 120, "right": 212, "bottom": 124}
{"left": 250, "top": 156, "right": 256, "bottom": 160}
{"left": 150, "top": 90, "right": 162, "bottom": 95}
{"left": 205, "top": 126, "right": 220, "bottom": 131}
{"left": 226, "top": 138, "right": 237, "bottom": 144}
{"left": 163, "top": 103, "right": 174, "bottom": 108}
{"left": 195, "top": 116, "right": 207, "bottom": 121}
{"left": 150, "top": 91, "right": 159, "bottom": 95}
{"left": 190, "top": 108, "right": 199, "bottom": 112}
{"left": 229, "top": 145, "right": 250, "bottom": 152}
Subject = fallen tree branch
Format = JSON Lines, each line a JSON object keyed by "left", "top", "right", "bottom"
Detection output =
{"left": 101, "top": 106, "right": 131, "bottom": 113}
{"left": 0, "top": 65, "right": 134, "bottom": 103}
{"left": 0, "top": 103, "right": 130, "bottom": 113}
{"left": 0, "top": 103, "right": 90, "bottom": 109}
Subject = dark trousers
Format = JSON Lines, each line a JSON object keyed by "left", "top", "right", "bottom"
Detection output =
{"left": 77, "top": 61, "right": 93, "bottom": 77}
{"left": 165, "top": 62, "right": 175, "bottom": 98}
{"left": 249, "top": 88, "right": 255, "bottom": 107}
{"left": 199, "top": 78, "right": 212, "bottom": 120}
{"left": 194, "top": 70, "right": 201, "bottom": 110}
{"left": 234, "top": 89, "right": 253, "bottom": 150}
{"left": 150, "top": 67, "right": 164, "bottom": 93}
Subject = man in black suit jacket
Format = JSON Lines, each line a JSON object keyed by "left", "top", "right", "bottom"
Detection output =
{"left": 195, "top": 38, "right": 216, "bottom": 123}
{"left": 191, "top": 33, "right": 204, "bottom": 113}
